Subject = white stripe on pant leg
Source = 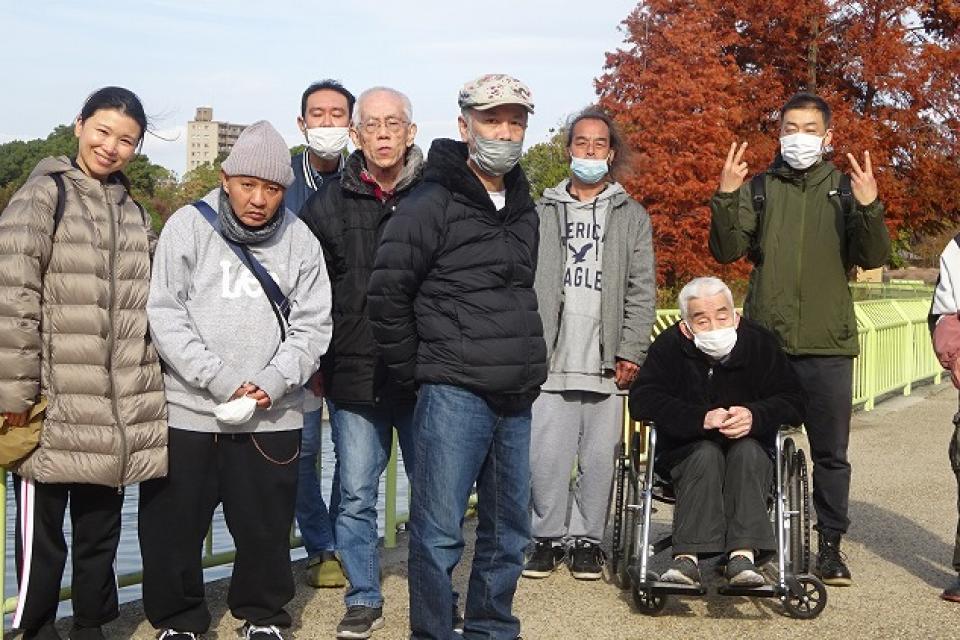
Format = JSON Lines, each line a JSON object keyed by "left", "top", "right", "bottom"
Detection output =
{"left": 13, "top": 477, "right": 36, "bottom": 628}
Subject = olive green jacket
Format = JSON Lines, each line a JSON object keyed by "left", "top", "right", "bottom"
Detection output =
{"left": 709, "top": 158, "right": 890, "bottom": 356}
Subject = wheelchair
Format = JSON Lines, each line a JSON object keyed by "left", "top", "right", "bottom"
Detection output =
{"left": 609, "top": 419, "right": 827, "bottom": 619}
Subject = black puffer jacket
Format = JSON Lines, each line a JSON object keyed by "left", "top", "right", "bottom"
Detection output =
{"left": 300, "top": 147, "right": 423, "bottom": 405}
{"left": 368, "top": 138, "right": 547, "bottom": 408}
{"left": 629, "top": 318, "right": 805, "bottom": 469}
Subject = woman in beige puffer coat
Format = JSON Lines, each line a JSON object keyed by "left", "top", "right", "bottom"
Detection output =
{"left": 0, "top": 87, "right": 167, "bottom": 640}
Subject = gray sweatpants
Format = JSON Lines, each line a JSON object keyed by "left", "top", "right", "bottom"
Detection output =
{"left": 529, "top": 390, "right": 623, "bottom": 544}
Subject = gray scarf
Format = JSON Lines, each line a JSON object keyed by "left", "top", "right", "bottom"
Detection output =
{"left": 218, "top": 188, "right": 285, "bottom": 245}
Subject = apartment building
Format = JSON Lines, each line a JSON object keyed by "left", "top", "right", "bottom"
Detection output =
{"left": 185, "top": 107, "right": 247, "bottom": 173}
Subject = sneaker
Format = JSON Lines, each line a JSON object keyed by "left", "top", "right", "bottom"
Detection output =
{"left": 23, "top": 623, "right": 62, "bottom": 640}
{"left": 569, "top": 539, "right": 604, "bottom": 580}
{"left": 336, "top": 606, "right": 385, "bottom": 639}
{"left": 158, "top": 632, "right": 200, "bottom": 640}
{"left": 238, "top": 623, "right": 283, "bottom": 640}
{"left": 815, "top": 529, "right": 853, "bottom": 586}
{"left": 660, "top": 556, "right": 701, "bottom": 586}
{"left": 307, "top": 551, "right": 347, "bottom": 588}
{"left": 941, "top": 575, "right": 960, "bottom": 603}
{"left": 725, "top": 554, "right": 765, "bottom": 587}
{"left": 522, "top": 539, "right": 565, "bottom": 578}
{"left": 68, "top": 628, "right": 104, "bottom": 640}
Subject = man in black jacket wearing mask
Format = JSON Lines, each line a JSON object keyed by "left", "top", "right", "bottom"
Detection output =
{"left": 368, "top": 74, "right": 547, "bottom": 640}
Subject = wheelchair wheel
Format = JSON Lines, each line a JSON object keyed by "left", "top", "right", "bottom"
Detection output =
{"left": 632, "top": 585, "right": 667, "bottom": 615}
{"left": 611, "top": 447, "right": 629, "bottom": 587}
{"left": 615, "top": 476, "right": 638, "bottom": 589}
{"left": 613, "top": 431, "right": 642, "bottom": 589}
{"left": 782, "top": 575, "right": 827, "bottom": 619}
{"left": 786, "top": 449, "right": 811, "bottom": 574}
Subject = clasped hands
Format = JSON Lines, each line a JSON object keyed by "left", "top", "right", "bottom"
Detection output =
{"left": 704, "top": 406, "right": 753, "bottom": 439}
{"left": 230, "top": 382, "right": 272, "bottom": 408}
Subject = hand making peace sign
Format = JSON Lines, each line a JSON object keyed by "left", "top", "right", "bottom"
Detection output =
{"left": 846, "top": 151, "right": 878, "bottom": 206}
{"left": 719, "top": 141, "right": 749, "bottom": 193}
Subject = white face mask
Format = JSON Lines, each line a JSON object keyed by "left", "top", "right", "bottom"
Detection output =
{"left": 692, "top": 326, "right": 738, "bottom": 360}
{"left": 779, "top": 132, "right": 824, "bottom": 170}
{"left": 213, "top": 395, "right": 258, "bottom": 425}
{"left": 305, "top": 126, "right": 349, "bottom": 161}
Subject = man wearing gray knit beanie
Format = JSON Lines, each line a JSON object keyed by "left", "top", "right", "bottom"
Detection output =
{"left": 141, "top": 119, "right": 333, "bottom": 640}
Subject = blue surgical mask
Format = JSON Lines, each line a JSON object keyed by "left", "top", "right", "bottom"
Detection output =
{"left": 570, "top": 157, "right": 609, "bottom": 184}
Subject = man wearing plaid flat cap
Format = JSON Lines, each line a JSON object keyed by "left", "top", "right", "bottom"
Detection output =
{"left": 368, "top": 74, "right": 545, "bottom": 640}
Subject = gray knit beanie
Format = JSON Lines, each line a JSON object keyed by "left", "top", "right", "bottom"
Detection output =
{"left": 221, "top": 120, "right": 295, "bottom": 187}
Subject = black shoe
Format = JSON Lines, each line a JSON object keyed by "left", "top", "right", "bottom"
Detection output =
{"left": 68, "top": 627, "right": 104, "bottom": 640}
{"left": 660, "top": 556, "right": 701, "bottom": 586}
{"left": 816, "top": 529, "right": 853, "bottom": 586}
{"left": 569, "top": 539, "right": 604, "bottom": 580}
{"left": 725, "top": 554, "right": 765, "bottom": 587}
{"left": 336, "top": 606, "right": 385, "bottom": 639}
{"left": 522, "top": 539, "right": 565, "bottom": 578}
{"left": 942, "top": 575, "right": 960, "bottom": 603}
{"left": 158, "top": 631, "right": 201, "bottom": 640}
{"left": 23, "top": 623, "right": 62, "bottom": 640}
{"left": 238, "top": 623, "right": 283, "bottom": 640}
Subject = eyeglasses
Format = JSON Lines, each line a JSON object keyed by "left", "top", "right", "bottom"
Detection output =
{"left": 357, "top": 118, "right": 408, "bottom": 135}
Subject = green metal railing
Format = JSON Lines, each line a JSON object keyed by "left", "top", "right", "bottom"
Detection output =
{"left": 0, "top": 295, "right": 943, "bottom": 620}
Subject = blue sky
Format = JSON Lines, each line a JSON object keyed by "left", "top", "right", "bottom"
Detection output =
{"left": 1, "top": 0, "right": 639, "bottom": 178}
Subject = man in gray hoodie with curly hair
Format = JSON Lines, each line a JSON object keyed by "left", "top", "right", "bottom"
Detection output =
{"left": 525, "top": 107, "right": 656, "bottom": 582}
{"left": 141, "top": 121, "right": 332, "bottom": 640}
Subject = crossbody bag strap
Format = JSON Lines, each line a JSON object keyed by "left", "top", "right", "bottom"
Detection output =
{"left": 193, "top": 200, "right": 291, "bottom": 340}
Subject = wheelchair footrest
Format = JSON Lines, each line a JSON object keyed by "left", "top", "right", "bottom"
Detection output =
{"left": 643, "top": 581, "right": 708, "bottom": 596}
{"left": 717, "top": 584, "right": 778, "bottom": 598}
{"left": 628, "top": 564, "right": 706, "bottom": 596}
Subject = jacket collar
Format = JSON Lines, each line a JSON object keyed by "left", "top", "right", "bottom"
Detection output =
{"left": 424, "top": 138, "right": 534, "bottom": 221}
{"left": 29, "top": 155, "right": 133, "bottom": 205}
{"left": 767, "top": 154, "right": 836, "bottom": 187}
{"left": 340, "top": 146, "right": 424, "bottom": 198}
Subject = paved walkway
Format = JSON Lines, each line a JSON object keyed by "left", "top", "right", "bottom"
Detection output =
{"left": 72, "top": 382, "right": 960, "bottom": 638}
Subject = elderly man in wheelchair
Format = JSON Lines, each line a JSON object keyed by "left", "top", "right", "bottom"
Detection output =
{"left": 629, "top": 276, "right": 806, "bottom": 591}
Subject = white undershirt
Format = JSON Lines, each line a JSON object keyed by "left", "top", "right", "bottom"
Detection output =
{"left": 488, "top": 190, "right": 506, "bottom": 210}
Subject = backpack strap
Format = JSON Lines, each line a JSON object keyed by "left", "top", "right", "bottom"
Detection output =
{"left": 746, "top": 173, "right": 766, "bottom": 265}
{"left": 38, "top": 172, "right": 69, "bottom": 274}
{"left": 837, "top": 173, "right": 854, "bottom": 217}
{"left": 192, "top": 200, "right": 291, "bottom": 340}
{"left": 49, "top": 172, "right": 67, "bottom": 236}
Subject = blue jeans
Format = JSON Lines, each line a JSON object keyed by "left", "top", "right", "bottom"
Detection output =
{"left": 329, "top": 398, "right": 416, "bottom": 608}
{"left": 408, "top": 384, "right": 531, "bottom": 640}
{"left": 295, "top": 408, "right": 339, "bottom": 557}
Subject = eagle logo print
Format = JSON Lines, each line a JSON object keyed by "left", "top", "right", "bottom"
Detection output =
{"left": 568, "top": 242, "right": 593, "bottom": 265}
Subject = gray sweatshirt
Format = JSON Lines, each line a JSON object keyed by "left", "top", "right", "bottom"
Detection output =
{"left": 534, "top": 179, "right": 657, "bottom": 395}
{"left": 147, "top": 189, "right": 332, "bottom": 433}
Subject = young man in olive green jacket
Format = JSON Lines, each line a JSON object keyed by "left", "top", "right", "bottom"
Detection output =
{"left": 708, "top": 92, "right": 890, "bottom": 586}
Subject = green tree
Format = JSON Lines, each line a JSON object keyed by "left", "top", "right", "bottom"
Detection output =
{"left": 520, "top": 130, "right": 569, "bottom": 200}
{"left": 176, "top": 160, "right": 223, "bottom": 208}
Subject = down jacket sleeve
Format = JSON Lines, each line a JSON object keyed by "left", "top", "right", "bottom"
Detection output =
{"left": 0, "top": 176, "right": 58, "bottom": 413}
{"left": 367, "top": 188, "right": 444, "bottom": 391}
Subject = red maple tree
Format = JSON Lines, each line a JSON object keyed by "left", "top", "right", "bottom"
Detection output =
{"left": 597, "top": 0, "right": 960, "bottom": 288}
